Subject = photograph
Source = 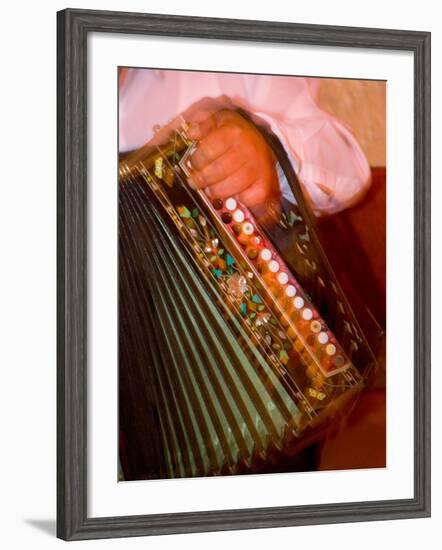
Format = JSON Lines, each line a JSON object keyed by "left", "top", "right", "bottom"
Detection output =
{"left": 0, "top": 1, "right": 435, "bottom": 547}
{"left": 118, "top": 68, "right": 387, "bottom": 481}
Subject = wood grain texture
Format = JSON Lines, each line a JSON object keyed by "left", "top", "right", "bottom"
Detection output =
{"left": 57, "top": 8, "right": 431, "bottom": 541}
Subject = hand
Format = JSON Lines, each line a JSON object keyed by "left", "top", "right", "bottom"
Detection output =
{"left": 186, "top": 109, "right": 280, "bottom": 208}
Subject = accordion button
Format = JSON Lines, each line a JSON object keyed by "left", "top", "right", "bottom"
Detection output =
{"left": 285, "top": 285, "right": 296, "bottom": 297}
{"left": 237, "top": 232, "right": 249, "bottom": 245}
{"left": 326, "top": 343, "right": 337, "bottom": 356}
{"left": 212, "top": 198, "right": 223, "bottom": 210}
{"left": 302, "top": 308, "right": 313, "bottom": 321}
{"left": 318, "top": 331, "right": 329, "bottom": 344}
{"left": 310, "top": 320, "right": 322, "bottom": 333}
{"left": 225, "top": 197, "right": 237, "bottom": 211}
{"left": 306, "top": 334, "right": 316, "bottom": 346}
{"left": 269, "top": 260, "right": 279, "bottom": 273}
{"left": 242, "top": 222, "right": 254, "bottom": 235}
{"left": 260, "top": 248, "right": 272, "bottom": 261}
{"left": 233, "top": 209, "right": 245, "bottom": 223}
{"left": 221, "top": 212, "right": 232, "bottom": 224}
{"left": 333, "top": 355, "right": 345, "bottom": 368}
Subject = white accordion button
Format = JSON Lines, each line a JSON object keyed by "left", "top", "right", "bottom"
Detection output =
{"left": 260, "top": 248, "right": 272, "bottom": 261}
{"left": 225, "top": 198, "right": 237, "bottom": 211}
{"left": 233, "top": 209, "right": 245, "bottom": 223}
{"left": 285, "top": 285, "right": 296, "bottom": 297}
{"left": 302, "top": 308, "right": 313, "bottom": 321}
{"left": 269, "top": 260, "right": 280, "bottom": 273}
{"left": 242, "top": 222, "right": 254, "bottom": 235}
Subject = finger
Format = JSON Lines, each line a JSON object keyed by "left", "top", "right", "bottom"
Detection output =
{"left": 187, "top": 109, "right": 237, "bottom": 140}
{"left": 190, "top": 127, "right": 236, "bottom": 171}
{"left": 183, "top": 97, "right": 225, "bottom": 123}
{"left": 196, "top": 150, "right": 247, "bottom": 186}
{"left": 187, "top": 112, "right": 219, "bottom": 140}
{"left": 237, "top": 180, "right": 273, "bottom": 208}
{"left": 204, "top": 163, "right": 255, "bottom": 198}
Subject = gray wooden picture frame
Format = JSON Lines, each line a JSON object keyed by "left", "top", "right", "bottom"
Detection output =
{"left": 57, "top": 8, "right": 431, "bottom": 541}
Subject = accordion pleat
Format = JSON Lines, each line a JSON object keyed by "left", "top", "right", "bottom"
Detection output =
{"left": 119, "top": 180, "right": 302, "bottom": 479}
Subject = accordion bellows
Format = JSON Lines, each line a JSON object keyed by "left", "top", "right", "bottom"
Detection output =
{"left": 119, "top": 121, "right": 377, "bottom": 480}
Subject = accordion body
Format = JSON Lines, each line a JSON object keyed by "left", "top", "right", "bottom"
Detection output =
{"left": 118, "top": 119, "right": 377, "bottom": 480}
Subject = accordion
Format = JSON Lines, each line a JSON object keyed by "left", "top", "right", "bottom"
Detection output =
{"left": 118, "top": 115, "right": 378, "bottom": 481}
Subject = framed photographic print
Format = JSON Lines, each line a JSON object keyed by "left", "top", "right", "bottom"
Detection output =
{"left": 57, "top": 8, "right": 431, "bottom": 541}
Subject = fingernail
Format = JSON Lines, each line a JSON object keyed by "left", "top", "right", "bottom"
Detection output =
{"left": 189, "top": 171, "right": 203, "bottom": 189}
{"left": 187, "top": 124, "right": 199, "bottom": 139}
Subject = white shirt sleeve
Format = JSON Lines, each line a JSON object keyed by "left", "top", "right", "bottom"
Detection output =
{"left": 236, "top": 76, "right": 371, "bottom": 216}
